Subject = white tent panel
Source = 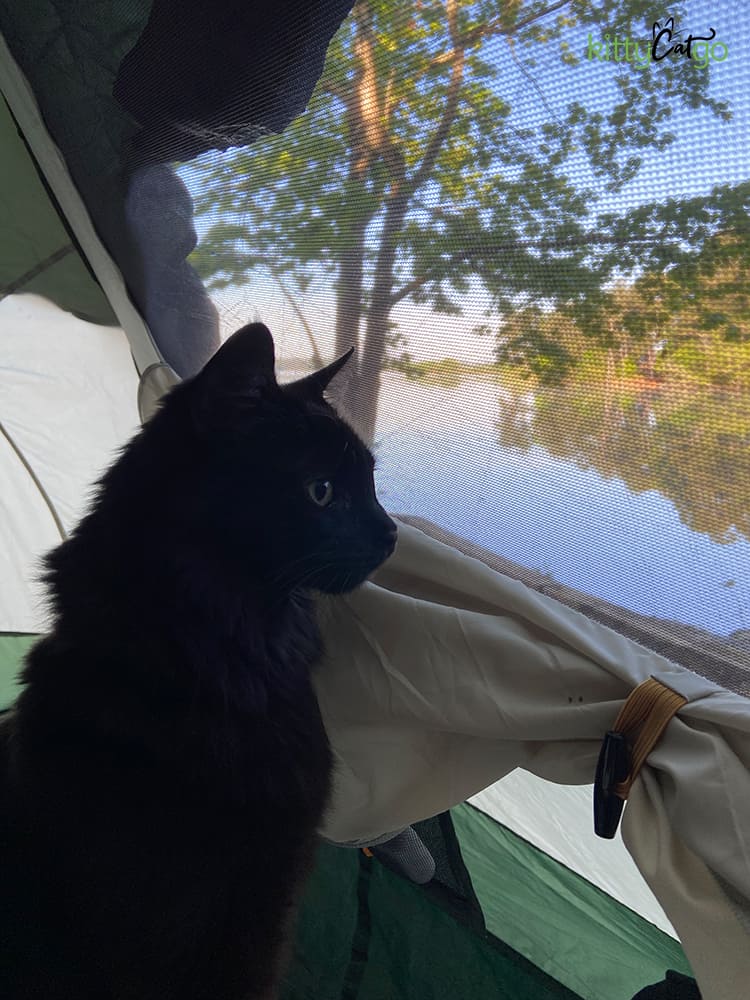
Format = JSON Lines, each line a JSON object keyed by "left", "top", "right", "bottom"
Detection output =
{"left": 470, "top": 774, "right": 675, "bottom": 936}
{"left": 0, "top": 294, "right": 139, "bottom": 631}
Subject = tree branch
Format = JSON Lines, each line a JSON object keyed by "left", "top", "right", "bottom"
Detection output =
{"left": 389, "top": 273, "right": 432, "bottom": 307}
{"left": 388, "top": 230, "right": 684, "bottom": 306}
{"left": 405, "top": 0, "right": 464, "bottom": 198}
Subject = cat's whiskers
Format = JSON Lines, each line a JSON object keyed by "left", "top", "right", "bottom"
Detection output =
{"left": 265, "top": 552, "right": 368, "bottom": 611}
{"left": 269, "top": 550, "right": 351, "bottom": 588}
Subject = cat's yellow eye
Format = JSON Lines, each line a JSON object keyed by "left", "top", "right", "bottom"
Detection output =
{"left": 306, "top": 479, "right": 334, "bottom": 507}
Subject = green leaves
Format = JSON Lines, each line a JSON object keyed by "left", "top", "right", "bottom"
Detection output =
{"left": 497, "top": 229, "right": 750, "bottom": 388}
{"left": 185, "top": 0, "right": 743, "bottom": 429}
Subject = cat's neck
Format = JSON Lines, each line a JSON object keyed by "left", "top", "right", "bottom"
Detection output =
{"left": 42, "top": 503, "right": 321, "bottom": 715}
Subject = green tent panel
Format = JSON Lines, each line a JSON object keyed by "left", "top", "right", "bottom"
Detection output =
{"left": 285, "top": 841, "right": 582, "bottom": 1000}
{"left": 0, "top": 632, "right": 34, "bottom": 708}
{"left": 0, "top": 96, "right": 115, "bottom": 325}
{"left": 453, "top": 805, "right": 691, "bottom": 1000}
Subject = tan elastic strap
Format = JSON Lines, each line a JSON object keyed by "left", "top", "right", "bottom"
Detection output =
{"left": 612, "top": 677, "right": 687, "bottom": 799}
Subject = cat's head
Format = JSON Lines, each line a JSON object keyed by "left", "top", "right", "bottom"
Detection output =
{"left": 178, "top": 322, "right": 397, "bottom": 595}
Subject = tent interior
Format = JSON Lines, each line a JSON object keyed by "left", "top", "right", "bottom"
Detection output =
{"left": 1, "top": 2, "right": 749, "bottom": 998}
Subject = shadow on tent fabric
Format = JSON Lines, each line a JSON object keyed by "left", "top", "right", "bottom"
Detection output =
{"left": 631, "top": 969, "right": 701, "bottom": 999}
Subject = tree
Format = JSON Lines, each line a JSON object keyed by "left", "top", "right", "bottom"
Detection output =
{"left": 506, "top": 225, "right": 750, "bottom": 387}
{"left": 191, "top": 0, "right": 732, "bottom": 441}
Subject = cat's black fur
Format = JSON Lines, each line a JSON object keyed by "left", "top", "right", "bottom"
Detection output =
{"left": 0, "top": 324, "right": 396, "bottom": 999}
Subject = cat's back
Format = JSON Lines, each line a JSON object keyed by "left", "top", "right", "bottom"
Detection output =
{"left": 13, "top": 606, "right": 332, "bottom": 840}
{"left": 3, "top": 629, "right": 331, "bottom": 1000}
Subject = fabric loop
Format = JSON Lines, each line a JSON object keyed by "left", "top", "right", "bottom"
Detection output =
{"left": 612, "top": 678, "right": 688, "bottom": 799}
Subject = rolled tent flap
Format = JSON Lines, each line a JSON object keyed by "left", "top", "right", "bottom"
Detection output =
{"left": 314, "top": 519, "right": 750, "bottom": 1000}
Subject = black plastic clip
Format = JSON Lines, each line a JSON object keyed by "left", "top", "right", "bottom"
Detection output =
{"left": 593, "top": 730, "right": 631, "bottom": 839}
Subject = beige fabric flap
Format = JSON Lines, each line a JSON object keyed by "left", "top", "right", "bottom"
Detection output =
{"left": 315, "top": 520, "right": 750, "bottom": 999}
{"left": 625, "top": 774, "right": 750, "bottom": 1000}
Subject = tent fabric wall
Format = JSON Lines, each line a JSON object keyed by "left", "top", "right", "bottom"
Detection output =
{"left": 0, "top": 34, "right": 159, "bottom": 375}
{"left": 0, "top": 635, "right": 35, "bottom": 709}
{"left": 283, "top": 829, "right": 582, "bottom": 1000}
{"left": 469, "top": 776, "right": 675, "bottom": 934}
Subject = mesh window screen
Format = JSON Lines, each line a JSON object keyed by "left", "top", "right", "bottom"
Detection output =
{"left": 178, "top": 1, "right": 749, "bottom": 690}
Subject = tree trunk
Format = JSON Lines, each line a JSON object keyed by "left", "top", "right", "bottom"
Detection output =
{"left": 332, "top": 1, "right": 381, "bottom": 421}
{"left": 354, "top": 191, "right": 409, "bottom": 442}
{"left": 334, "top": 219, "right": 366, "bottom": 359}
{"left": 335, "top": 0, "right": 465, "bottom": 442}
{"left": 331, "top": 207, "right": 368, "bottom": 417}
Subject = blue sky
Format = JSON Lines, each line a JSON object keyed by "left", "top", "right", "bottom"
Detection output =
{"left": 485, "top": 0, "right": 748, "bottom": 214}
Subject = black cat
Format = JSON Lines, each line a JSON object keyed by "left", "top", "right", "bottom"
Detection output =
{"left": 0, "top": 323, "right": 397, "bottom": 999}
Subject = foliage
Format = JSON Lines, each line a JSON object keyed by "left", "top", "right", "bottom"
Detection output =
{"left": 497, "top": 231, "right": 750, "bottom": 387}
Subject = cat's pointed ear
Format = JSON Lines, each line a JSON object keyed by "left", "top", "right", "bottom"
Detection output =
{"left": 285, "top": 347, "right": 354, "bottom": 400}
{"left": 203, "top": 323, "right": 277, "bottom": 383}
{"left": 191, "top": 323, "right": 279, "bottom": 431}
